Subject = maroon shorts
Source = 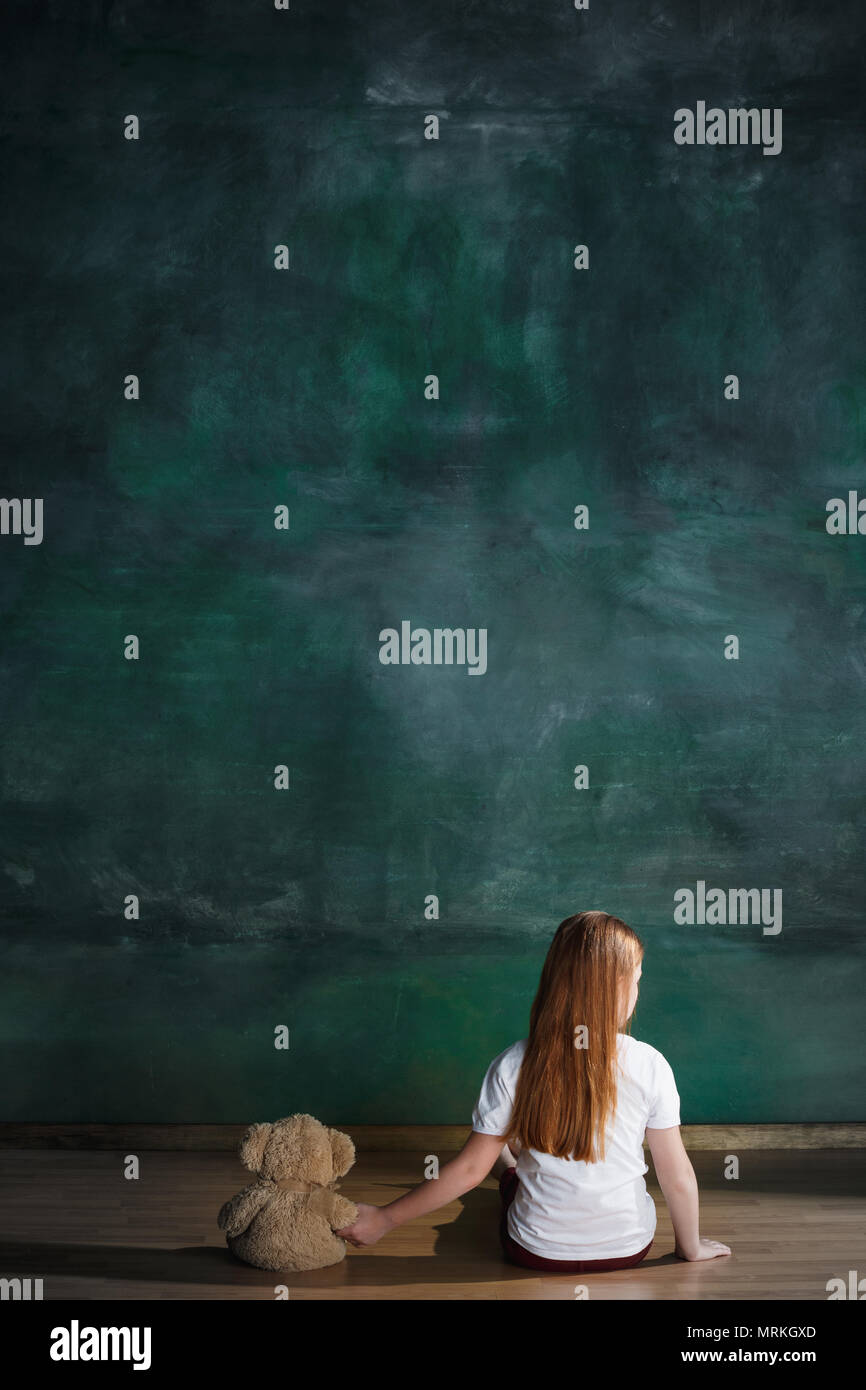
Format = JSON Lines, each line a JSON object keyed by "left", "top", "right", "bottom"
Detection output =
{"left": 498, "top": 1166, "right": 653, "bottom": 1273}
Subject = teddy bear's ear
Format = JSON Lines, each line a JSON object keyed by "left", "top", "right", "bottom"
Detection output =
{"left": 327, "top": 1127, "right": 356, "bottom": 1176}
{"left": 238, "top": 1122, "right": 273, "bottom": 1173}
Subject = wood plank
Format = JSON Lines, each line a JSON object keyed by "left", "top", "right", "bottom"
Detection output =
{"left": 0, "top": 1148, "right": 862, "bottom": 1300}
{"left": 1, "top": 1122, "right": 864, "bottom": 1150}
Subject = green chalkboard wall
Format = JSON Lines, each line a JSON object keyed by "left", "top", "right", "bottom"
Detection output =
{"left": 1, "top": 1, "right": 864, "bottom": 1123}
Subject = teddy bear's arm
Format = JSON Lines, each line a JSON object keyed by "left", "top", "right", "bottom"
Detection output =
{"left": 329, "top": 1194, "right": 359, "bottom": 1230}
{"left": 218, "top": 1182, "right": 271, "bottom": 1238}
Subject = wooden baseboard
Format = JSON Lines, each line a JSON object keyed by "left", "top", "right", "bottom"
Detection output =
{"left": 0, "top": 1122, "right": 863, "bottom": 1151}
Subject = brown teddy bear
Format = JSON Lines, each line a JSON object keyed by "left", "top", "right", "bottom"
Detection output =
{"left": 218, "top": 1113, "right": 359, "bottom": 1272}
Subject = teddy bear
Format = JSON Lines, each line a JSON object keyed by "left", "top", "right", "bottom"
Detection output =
{"left": 218, "top": 1113, "right": 360, "bottom": 1272}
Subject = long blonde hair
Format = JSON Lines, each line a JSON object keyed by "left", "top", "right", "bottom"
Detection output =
{"left": 506, "top": 910, "right": 643, "bottom": 1162}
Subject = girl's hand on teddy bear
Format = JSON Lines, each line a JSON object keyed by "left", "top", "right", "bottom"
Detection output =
{"left": 336, "top": 1202, "right": 392, "bottom": 1247}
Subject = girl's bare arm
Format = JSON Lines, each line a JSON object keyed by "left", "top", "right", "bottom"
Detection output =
{"left": 646, "top": 1125, "right": 732, "bottom": 1261}
{"left": 336, "top": 1131, "right": 507, "bottom": 1247}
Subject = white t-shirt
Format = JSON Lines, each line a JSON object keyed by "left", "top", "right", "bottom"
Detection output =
{"left": 472, "top": 1034, "right": 681, "bottom": 1260}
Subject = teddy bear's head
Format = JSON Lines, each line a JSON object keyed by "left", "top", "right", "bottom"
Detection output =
{"left": 238, "top": 1113, "right": 355, "bottom": 1186}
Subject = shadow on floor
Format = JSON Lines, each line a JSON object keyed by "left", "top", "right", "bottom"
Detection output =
{"left": 0, "top": 1185, "right": 685, "bottom": 1291}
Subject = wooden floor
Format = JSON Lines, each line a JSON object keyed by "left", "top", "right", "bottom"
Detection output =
{"left": 0, "top": 1148, "right": 862, "bottom": 1300}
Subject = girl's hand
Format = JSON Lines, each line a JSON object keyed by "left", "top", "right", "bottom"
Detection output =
{"left": 335, "top": 1202, "right": 393, "bottom": 1248}
{"left": 675, "top": 1237, "right": 732, "bottom": 1261}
